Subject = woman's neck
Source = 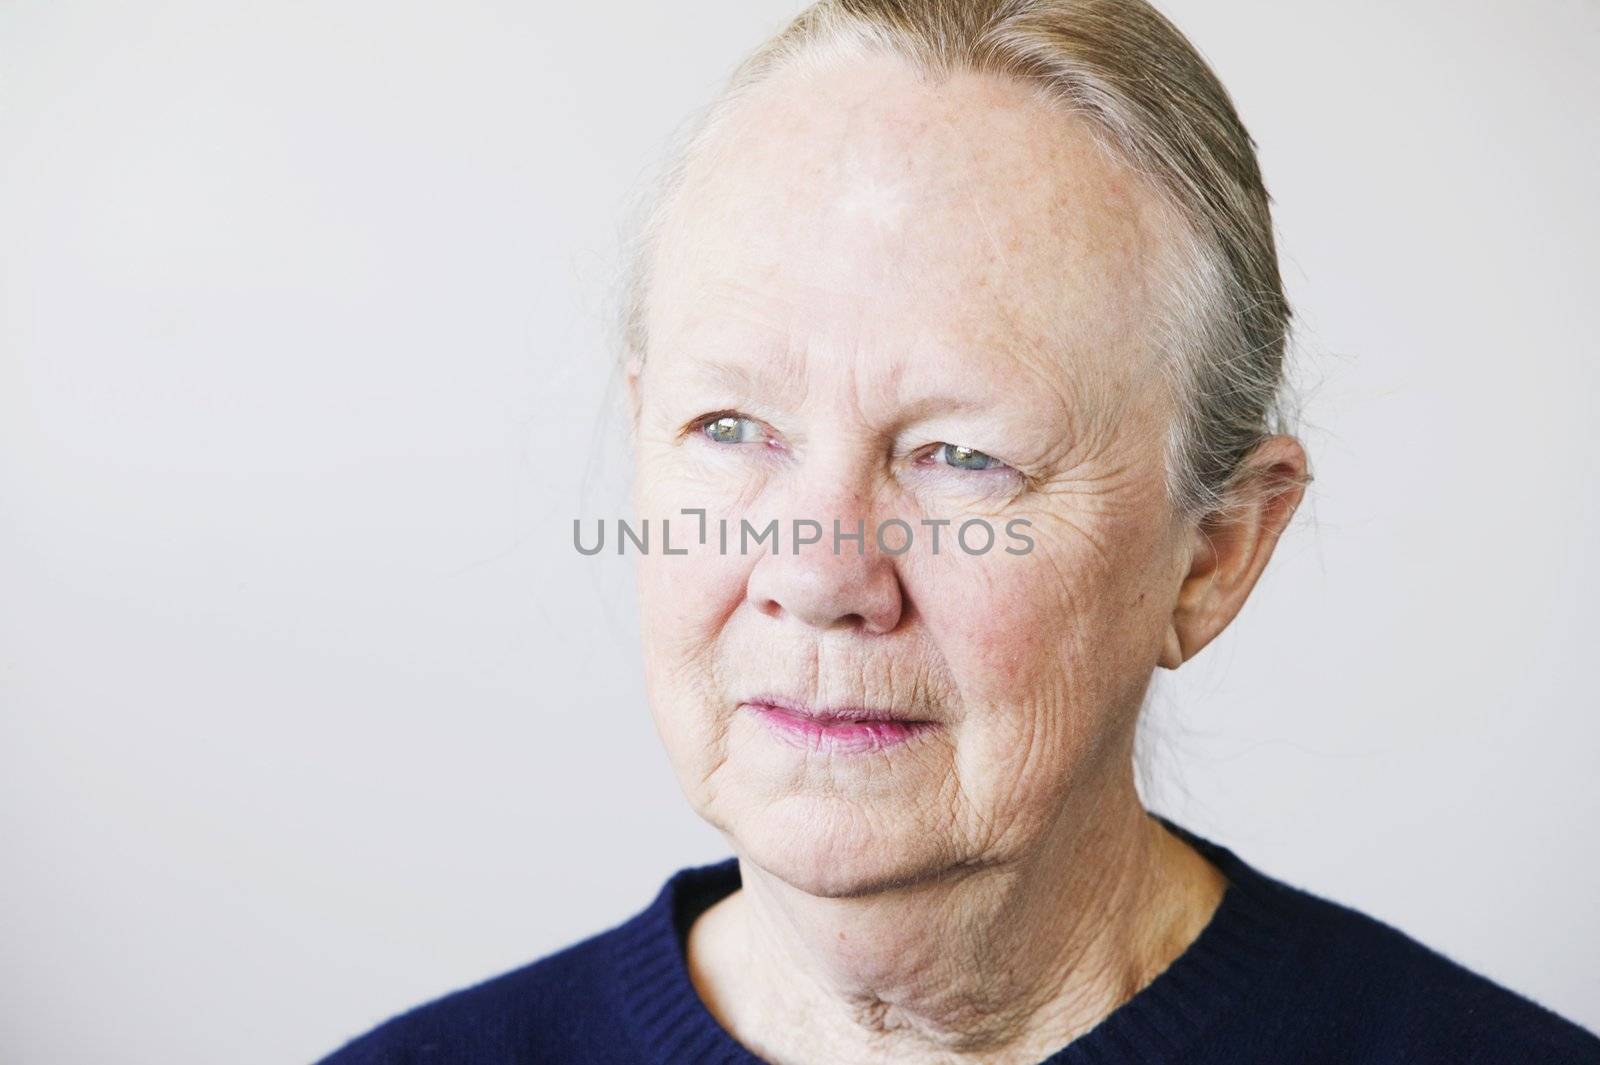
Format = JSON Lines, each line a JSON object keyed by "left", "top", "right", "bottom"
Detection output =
{"left": 685, "top": 787, "right": 1227, "bottom": 1065}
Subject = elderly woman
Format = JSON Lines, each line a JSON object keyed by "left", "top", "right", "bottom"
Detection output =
{"left": 318, "top": 1, "right": 1600, "bottom": 1063}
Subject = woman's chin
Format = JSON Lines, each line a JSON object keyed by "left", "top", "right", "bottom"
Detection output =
{"left": 728, "top": 797, "right": 954, "bottom": 898}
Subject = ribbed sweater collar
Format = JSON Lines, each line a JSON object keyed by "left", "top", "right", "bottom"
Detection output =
{"left": 609, "top": 814, "right": 1302, "bottom": 1064}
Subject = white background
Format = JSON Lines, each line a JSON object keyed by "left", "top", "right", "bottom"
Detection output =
{"left": 3, "top": 2, "right": 1597, "bottom": 1062}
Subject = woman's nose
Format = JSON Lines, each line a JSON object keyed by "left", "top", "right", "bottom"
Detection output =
{"left": 743, "top": 517, "right": 905, "bottom": 635}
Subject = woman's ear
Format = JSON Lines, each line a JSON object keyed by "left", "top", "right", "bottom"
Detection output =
{"left": 1159, "top": 435, "right": 1310, "bottom": 669}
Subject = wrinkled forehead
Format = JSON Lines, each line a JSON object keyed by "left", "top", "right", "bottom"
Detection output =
{"left": 644, "top": 53, "right": 1180, "bottom": 399}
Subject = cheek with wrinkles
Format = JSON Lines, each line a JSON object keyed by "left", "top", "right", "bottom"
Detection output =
{"left": 640, "top": 560, "right": 726, "bottom": 643}
{"left": 929, "top": 536, "right": 1113, "bottom": 685}
{"left": 923, "top": 524, "right": 1158, "bottom": 841}
{"left": 638, "top": 573, "right": 738, "bottom": 813}
{"left": 635, "top": 521, "right": 744, "bottom": 729}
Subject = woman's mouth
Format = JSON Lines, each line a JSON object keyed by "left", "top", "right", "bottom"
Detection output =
{"left": 741, "top": 698, "right": 939, "bottom": 754}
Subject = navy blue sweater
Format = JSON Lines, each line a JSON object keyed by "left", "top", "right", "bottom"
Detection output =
{"left": 315, "top": 817, "right": 1600, "bottom": 1063}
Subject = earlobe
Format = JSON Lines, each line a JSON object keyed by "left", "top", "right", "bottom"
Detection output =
{"left": 1157, "top": 621, "right": 1186, "bottom": 670}
{"left": 1161, "top": 525, "right": 1222, "bottom": 669}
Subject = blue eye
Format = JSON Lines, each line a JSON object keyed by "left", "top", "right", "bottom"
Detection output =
{"left": 700, "top": 414, "right": 765, "bottom": 444}
{"left": 935, "top": 443, "right": 1007, "bottom": 472}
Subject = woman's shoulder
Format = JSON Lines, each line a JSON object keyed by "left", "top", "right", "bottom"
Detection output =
{"left": 1282, "top": 884, "right": 1597, "bottom": 1059}
{"left": 310, "top": 926, "right": 631, "bottom": 1065}
{"left": 1176, "top": 820, "right": 1600, "bottom": 1063}
{"left": 312, "top": 857, "right": 736, "bottom": 1065}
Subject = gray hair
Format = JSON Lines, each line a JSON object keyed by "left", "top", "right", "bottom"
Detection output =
{"left": 613, "top": 0, "right": 1309, "bottom": 522}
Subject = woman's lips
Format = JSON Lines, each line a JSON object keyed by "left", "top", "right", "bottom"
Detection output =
{"left": 741, "top": 699, "right": 938, "bottom": 754}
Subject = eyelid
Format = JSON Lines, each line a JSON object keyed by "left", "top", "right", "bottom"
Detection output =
{"left": 683, "top": 409, "right": 742, "bottom": 436}
{"left": 689, "top": 410, "right": 774, "bottom": 444}
{"left": 687, "top": 416, "right": 1024, "bottom": 484}
{"left": 919, "top": 442, "right": 1017, "bottom": 474}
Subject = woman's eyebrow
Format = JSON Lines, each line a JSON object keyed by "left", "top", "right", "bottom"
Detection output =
{"left": 673, "top": 353, "right": 802, "bottom": 400}
{"left": 891, "top": 387, "right": 1000, "bottom": 421}
{"left": 674, "top": 352, "right": 1069, "bottom": 424}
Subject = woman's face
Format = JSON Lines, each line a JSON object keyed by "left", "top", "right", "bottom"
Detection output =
{"left": 630, "top": 57, "right": 1191, "bottom": 895}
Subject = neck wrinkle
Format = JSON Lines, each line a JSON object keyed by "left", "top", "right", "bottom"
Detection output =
{"left": 713, "top": 782, "right": 1209, "bottom": 1065}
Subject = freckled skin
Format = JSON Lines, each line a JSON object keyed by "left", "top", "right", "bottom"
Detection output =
{"left": 628, "top": 51, "right": 1307, "bottom": 1065}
